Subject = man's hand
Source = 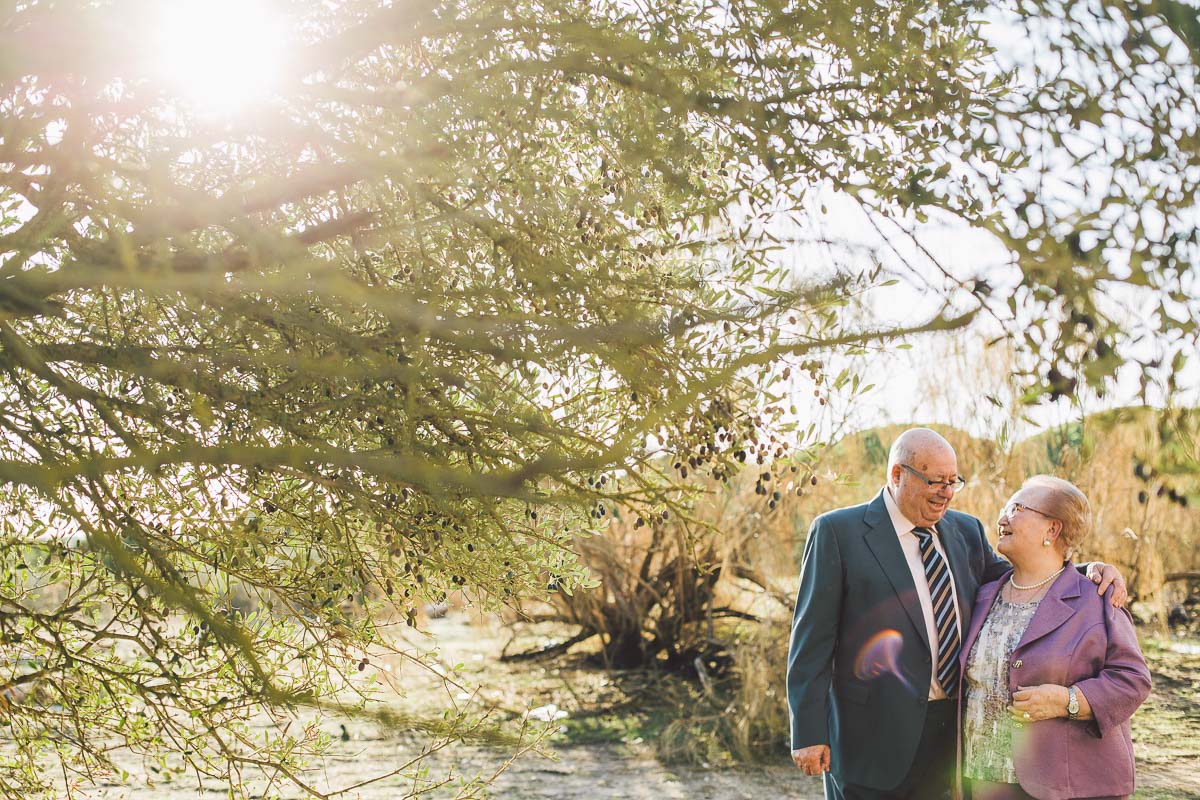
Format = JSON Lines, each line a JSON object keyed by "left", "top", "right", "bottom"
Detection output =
{"left": 1087, "top": 562, "right": 1128, "bottom": 607}
{"left": 791, "top": 744, "right": 830, "bottom": 776}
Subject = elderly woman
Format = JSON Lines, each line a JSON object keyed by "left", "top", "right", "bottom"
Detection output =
{"left": 960, "top": 476, "right": 1151, "bottom": 800}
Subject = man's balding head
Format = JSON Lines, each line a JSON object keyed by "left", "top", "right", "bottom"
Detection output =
{"left": 887, "top": 428, "right": 954, "bottom": 477}
{"left": 887, "top": 428, "right": 959, "bottom": 527}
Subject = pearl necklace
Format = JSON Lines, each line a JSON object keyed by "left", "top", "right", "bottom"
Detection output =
{"left": 1009, "top": 565, "right": 1066, "bottom": 591}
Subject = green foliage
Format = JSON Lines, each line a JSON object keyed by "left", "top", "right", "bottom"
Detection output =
{"left": 861, "top": 431, "right": 887, "bottom": 467}
{"left": 1042, "top": 420, "right": 1087, "bottom": 468}
{"left": 0, "top": 0, "right": 1005, "bottom": 794}
{"left": 975, "top": 0, "right": 1200, "bottom": 401}
{"left": 0, "top": 0, "right": 1194, "bottom": 795}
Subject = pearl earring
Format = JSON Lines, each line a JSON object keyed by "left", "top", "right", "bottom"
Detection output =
{"left": 1042, "top": 538, "right": 1051, "bottom": 547}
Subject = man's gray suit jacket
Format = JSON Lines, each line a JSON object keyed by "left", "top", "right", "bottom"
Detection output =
{"left": 786, "top": 490, "right": 1009, "bottom": 791}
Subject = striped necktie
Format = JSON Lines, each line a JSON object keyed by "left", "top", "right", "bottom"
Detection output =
{"left": 913, "top": 526, "right": 960, "bottom": 697}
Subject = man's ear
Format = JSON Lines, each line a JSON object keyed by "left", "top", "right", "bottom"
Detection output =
{"left": 888, "top": 464, "right": 901, "bottom": 487}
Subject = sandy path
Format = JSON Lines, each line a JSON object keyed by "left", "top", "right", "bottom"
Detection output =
{"left": 83, "top": 610, "right": 1200, "bottom": 799}
{"left": 88, "top": 728, "right": 826, "bottom": 799}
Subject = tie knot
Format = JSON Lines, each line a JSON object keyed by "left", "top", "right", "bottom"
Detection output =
{"left": 913, "top": 526, "right": 935, "bottom": 541}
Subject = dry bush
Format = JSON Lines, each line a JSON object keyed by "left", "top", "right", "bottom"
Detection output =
{"left": 501, "top": 454, "right": 817, "bottom": 670}
{"left": 653, "top": 616, "right": 790, "bottom": 765}
{"left": 504, "top": 486, "right": 750, "bottom": 670}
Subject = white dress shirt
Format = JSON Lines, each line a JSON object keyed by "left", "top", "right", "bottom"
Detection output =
{"left": 882, "top": 485, "right": 963, "bottom": 700}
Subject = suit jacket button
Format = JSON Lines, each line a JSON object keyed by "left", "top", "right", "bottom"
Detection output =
{"left": 1012, "top": 659, "right": 1023, "bottom": 669}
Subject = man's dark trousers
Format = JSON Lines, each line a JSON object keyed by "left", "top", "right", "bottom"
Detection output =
{"left": 821, "top": 698, "right": 956, "bottom": 800}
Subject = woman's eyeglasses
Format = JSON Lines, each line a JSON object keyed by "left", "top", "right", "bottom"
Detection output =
{"left": 1000, "top": 501, "right": 1055, "bottom": 520}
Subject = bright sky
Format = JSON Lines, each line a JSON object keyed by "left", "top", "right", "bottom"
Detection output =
{"left": 772, "top": 184, "right": 1200, "bottom": 443}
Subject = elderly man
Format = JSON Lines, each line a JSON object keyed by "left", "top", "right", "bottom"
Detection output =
{"left": 786, "top": 428, "right": 1126, "bottom": 800}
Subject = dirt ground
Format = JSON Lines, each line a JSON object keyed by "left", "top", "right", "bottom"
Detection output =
{"left": 92, "top": 733, "right": 825, "bottom": 800}
{"left": 89, "top": 611, "right": 1200, "bottom": 800}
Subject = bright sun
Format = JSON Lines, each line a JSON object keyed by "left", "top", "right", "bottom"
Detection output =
{"left": 152, "top": 0, "right": 288, "bottom": 113}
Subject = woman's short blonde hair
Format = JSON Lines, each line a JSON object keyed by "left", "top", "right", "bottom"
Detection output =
{"left": 1023, "top": 474, "right": 1091, "bottom": 555}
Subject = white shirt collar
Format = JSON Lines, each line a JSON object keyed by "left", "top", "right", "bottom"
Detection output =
{"left": 882, "top": 484, "right": 931, "bottom": 538}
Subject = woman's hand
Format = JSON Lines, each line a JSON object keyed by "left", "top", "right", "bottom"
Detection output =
{"left": 1010, "top": 684, "right": 1070, "bottom": 721}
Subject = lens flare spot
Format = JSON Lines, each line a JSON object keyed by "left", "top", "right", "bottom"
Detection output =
{"left": 854, "top": 629, "right": 915, "bottom": 693}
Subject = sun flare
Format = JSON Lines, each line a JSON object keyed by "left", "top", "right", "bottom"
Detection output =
{"left": 152, "top": 0, "right": 288, "bottom": 113}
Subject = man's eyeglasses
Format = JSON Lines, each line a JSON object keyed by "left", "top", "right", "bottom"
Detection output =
{"left": 1000, "top": 501, "right": 1055, "bottom": 520}
{"left": 900, "top": 463, "right": 966, "bottom": 493}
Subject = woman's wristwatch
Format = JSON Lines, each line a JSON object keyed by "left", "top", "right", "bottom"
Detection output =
{"left": 1067, "top": 685, "right": 1080, "bottom": 719}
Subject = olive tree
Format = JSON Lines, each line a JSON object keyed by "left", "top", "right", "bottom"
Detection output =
{"left": 968, "top": 0, "right": 1200, "bottom": 400}
{"left": 0, "top": 0, "right": 1194, "bottom": 795}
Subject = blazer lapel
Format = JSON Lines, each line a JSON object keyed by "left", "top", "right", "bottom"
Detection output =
{"left": 960, "top": 574, "right": 1005, "bottom": 671}
{"left": 862, "top": 492, "right": 930, "bottom": 651}
{"left": 1015, "top": 566, "right": 1082, "bottom": 650}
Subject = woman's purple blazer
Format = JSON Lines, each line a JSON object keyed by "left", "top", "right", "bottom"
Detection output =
{"left": 958, "top": 564, "right": 1152, "bottom": 800}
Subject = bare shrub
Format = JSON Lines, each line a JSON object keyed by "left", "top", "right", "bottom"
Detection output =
{"left": 503, "top": 461, "right": 810, "bottom": 670}
{"left": 505, "top": 498, "right": 736, "bottom": 669}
